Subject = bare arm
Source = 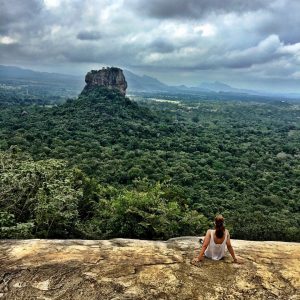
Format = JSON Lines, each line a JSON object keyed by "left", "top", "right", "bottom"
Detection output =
{"left": 226, "top": 231, "right": 237, "bottom": 263}
{"left": 193, "top": 230, "right": 211, "bottom": 262}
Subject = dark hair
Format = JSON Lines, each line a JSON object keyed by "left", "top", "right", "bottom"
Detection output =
{"left": 215, "top": 214, "right": 225, "bottom": 238}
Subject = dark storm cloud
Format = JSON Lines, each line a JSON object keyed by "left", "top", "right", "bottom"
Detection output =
{"left": 0, "top": 0, "right": 43, "bottom": 34}
{"left": 62, "top": 44, "right": 126, "bottom": 63}
{"left": 252, "top": 0, "right": 300, "bottom": 44}
{"left": 0, "top": 0, "right": 42, "bottom": 24}
{"left": 149, "top": 39, "right": 175, "bottom": 53}
{"left": 77, "top": 31, "right": 103, "bottom": 41}
{"left": 0, "top": 0, "right": 299, "bottom": 92}
{"left": 129, "top": 0, "right": 271, "bottom": 19}
{"left": 0, "top": 43, "right": 21, "bottom": 58}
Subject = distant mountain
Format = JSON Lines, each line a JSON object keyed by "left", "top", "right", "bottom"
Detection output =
{"left": 0, "top": 65, "right": 168, "bottom": 94}
{"left": 0, "top": 65, "right": 84, "bottom": 101}
{"left": 0, "top": 65, "right": 81, "bottom": 83}
{"left": 197, "top": 81, "right": 240, "bottom": 93}
{"left": 126, "top": 73, "right": 300, "bottom": 100}
{"left": 123, "top": 70, "right": 242, "bottom": 94}
{"left": 124, "top": 70, "right": 257, "bottom": 95}
{"left": 124, "top": 70, "right": 169, "bottom": 92}
{"left": 1, "top": 65, "right": 299, "bottom": 101}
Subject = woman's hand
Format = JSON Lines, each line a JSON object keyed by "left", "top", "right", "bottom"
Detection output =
{"left": 233, "top": 257, "right": 243, "bottom": 264}
{"left": 192, "top": 256, "right": 204, "bottom": 264}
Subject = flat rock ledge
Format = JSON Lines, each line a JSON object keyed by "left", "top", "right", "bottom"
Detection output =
{"left": 0, "top": 237, "right": 299, "bottom": 300}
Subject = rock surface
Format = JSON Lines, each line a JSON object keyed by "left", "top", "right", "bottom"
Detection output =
{"left": 0, "top": 237, "right": 299, "bottom": 299}
{"left": 84, "top": 67, "right": 127, "bottom": 95}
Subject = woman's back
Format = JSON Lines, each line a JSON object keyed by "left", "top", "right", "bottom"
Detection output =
{"left": 193, "top": 215, "right": 238, "bottom": 264}
{"left": 204, "top": 229, "right": 228, "bottom": 260}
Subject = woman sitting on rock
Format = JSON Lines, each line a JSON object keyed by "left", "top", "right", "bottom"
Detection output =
{"left": 192, "top": 214, "right": 239, "bottom": 263}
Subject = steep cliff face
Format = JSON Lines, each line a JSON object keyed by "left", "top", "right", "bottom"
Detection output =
{"left": 0, "top": 237, "right": 299, "bottom": 299}
{"left": 84, "top": 67, "right": 127, "bottom": 95}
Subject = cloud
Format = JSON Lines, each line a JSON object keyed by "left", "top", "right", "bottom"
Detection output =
{"left": 149, "top": 39, "right": 175, "bottom": 53}
{"left": 0, "top": 0, "right": 43, "bottom": 34}
{"left": 291, "top": 71, "right": 300, "bottom": 79}
{"left": 0, "top": 36, "right": 18, "bottom": 45}
{"left": 44, "top": 0, "right": 62, "bottom": 9}
{"left": 194, "top": 24, "right": 216, "bottom": 37}
{"left": 222, "top": 35, "right": 283, "bottom": 68}
{"left": 128, "top": 0, "right": 272, "bottom": 19}
{"left": 249, "top": 0, "right": 300, "bottom": 44}
{"left": 77, "top": 31, "right": 103, "bottom": 41}
{"left": 0, "top": 0, "right": 299, "bottom": 92}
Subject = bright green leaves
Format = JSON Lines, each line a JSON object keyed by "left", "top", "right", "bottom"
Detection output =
{"left": 0, "top": 151, "right": 82, "bottom": 238}
{"left": 78, "top": 180, "right": 209, "bottom": 240}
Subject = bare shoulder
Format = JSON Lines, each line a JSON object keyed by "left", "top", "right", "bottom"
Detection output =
{"left": 205, "top": 229, "right": 211, "bottom": 236}
{"left": 202, "top": 229, "right": 211, "bottom": 245}
{"left": 226, "top": 230, "right": 232, "bottom": 245}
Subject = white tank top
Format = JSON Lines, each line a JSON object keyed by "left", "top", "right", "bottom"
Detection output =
{"left": 204, "top": 229, "right": 228, "bottom": 260}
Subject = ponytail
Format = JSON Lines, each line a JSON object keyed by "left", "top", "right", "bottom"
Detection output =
{"left": 215, "top": 215, "right": 225, "bottom": 238}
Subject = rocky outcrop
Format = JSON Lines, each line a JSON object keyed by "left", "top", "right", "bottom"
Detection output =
{"left": 0, "top": 237, "right": 299, "bottom": 299}
{"left": 84, "top": 67, "right": 127, "bottom": 95}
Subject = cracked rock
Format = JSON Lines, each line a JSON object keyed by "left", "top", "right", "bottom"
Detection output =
{"left": 0, "top": 238, "right": 299, "bottom": 299}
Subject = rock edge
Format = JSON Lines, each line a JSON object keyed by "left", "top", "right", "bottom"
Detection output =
{"left": 0, "top": 237, "right": 299, "bottom": 299}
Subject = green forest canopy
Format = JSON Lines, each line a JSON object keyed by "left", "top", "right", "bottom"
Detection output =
{"left": 0, "top": 87, "right": 299, "bottom": 241}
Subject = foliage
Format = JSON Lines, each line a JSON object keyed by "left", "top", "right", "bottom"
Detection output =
{"left": 0, "top": 151, "right": 207, "bottom": 240}
{"left": 0, "top": 87, "right": 299, "bottom": 241}
{"left": 0, "top": 150, "right": 82, "bottom": 238}
{"left": 78, "top": 180, "right": 209, "bottom": 239}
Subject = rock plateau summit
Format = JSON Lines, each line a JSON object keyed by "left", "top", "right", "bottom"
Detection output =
{"left": 0, "top": 238, "right": 299, "bottom": 299}
{"left": 84, "top": 67, "right": 127, "bottom": 96}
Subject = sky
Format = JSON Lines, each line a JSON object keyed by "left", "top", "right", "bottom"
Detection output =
{"left": 1, "top": 0, "right": 300, "bottom": 92}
